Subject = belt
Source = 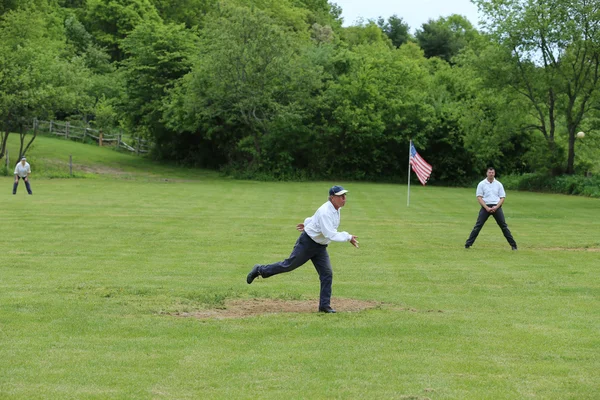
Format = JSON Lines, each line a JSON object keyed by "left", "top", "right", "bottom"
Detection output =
{"left": 302, "top": 231, "right": 327, "bottom": 246}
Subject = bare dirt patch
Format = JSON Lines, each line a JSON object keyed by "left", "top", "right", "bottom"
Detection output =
{"left": 76, "top": 164, "right": 130, "bottom": 175}
{"left": 40, "top": 157, "right": 131, "bottom": 176}
{"left": 539, "top": 247, "right": 600, "bottom": 252}
{"left": 172, "top": 298, "right": 382, "bottom": 319}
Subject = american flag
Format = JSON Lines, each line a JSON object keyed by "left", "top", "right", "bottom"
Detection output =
{"left": 410, "top": 141, "right": 432, "bottom": 185}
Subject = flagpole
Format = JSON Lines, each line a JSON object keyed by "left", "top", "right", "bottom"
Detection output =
{"left": 407, "top": 140, "right": 411, "bottom": 207}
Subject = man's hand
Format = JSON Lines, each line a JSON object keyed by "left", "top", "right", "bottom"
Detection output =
{"left": 350, "top": 235, "right": 359, "bottom": 248}
{"left": 296, "top": 223, "right": 305, "bottom": 232}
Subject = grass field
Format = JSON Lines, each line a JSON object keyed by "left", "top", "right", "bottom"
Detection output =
{"left": 1, "top": 135, "right": 599, "bottom": 399}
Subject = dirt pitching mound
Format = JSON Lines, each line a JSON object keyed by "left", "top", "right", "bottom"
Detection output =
{"left": 173, "top": 298, "right": 381, "bottom": 319}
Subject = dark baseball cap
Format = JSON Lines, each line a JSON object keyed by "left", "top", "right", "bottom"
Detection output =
{"left": 329, "top": 185, "right": 348, "bottom": 196}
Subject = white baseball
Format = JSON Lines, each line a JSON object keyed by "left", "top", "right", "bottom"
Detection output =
{"left": 577, "top": 131, "right": 585, "bottom": 138}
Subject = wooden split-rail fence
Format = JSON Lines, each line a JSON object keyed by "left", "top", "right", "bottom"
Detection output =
{"left": 32, "top": 119, "right": 150, "bottom": 155}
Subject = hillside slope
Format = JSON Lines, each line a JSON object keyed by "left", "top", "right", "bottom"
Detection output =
{"left": 3, "top": 134, "right": 220, "bottom": 181}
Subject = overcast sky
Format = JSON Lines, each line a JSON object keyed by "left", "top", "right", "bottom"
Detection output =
{"left": 333, "top": 0, "right": 481, "bottom": 31}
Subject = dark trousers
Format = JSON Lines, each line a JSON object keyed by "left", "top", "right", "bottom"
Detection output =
{"left": 258, "top": 231, "right": 333, "bottom": 309}
{"left": 13, "top": 176, "right": 32, "bottom": 195}
{"left": 465, "top": 205, "right": 516, "bottom": 247}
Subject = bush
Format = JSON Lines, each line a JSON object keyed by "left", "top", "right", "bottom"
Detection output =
{"left": 502, "top": 173, "right": 600, "bottom": 198}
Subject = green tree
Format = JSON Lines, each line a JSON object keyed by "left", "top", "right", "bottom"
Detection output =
{"left": 163, "top": 4, "right": 321, "bottom": 168}
{"left": 119, "top": 20, "right": 198, "bottom": 147}
{"left": 341, "top": 21, "right": 393, "bottom": 49}
{"left": 377, "top": 14, "right": 411, "bottom": 48}
{"left": 574, "top": 110, "right": 600, "bottom": 175}
{"left": 150, "top": 0, "right": 215, "bottom": 28}
{"left": 58, "top": 0, "right": 87, "bottom": 8}
{"left": 65, "top": 14, "right": 113, "bottom": 73}
{"left": 475, "top": 0, "right": 600, "bottom": 174}
{"left": 83, "top": 0, "right": 162, "bottom": 61}
{"left": 422, "top": 58, "right": 479, "bottom": 182}
{"left": 291, "top": 0, "right": 342, "bottom": 27}
{"left": 415, "top": 14, "right": 477, "bottom": 63}
{"left": 62, "top": 12, "right": 121, "bottom": 127}
{"left": 0, "top": 0, "right": 20, "bottom": 14}
{"left": 227, "top": 0, "right": 313, "bottom": 33}
{"left": 1, "top": 0, "right": 50, "bottom": 15}
{"left": 312, "top": 42, "right": 436, "bottom": 180}
{"left": 454, "top": 43, "right": 556, "bottom": 174}
{"left": 0, "top": 8, "right": 91, "bottom": 159}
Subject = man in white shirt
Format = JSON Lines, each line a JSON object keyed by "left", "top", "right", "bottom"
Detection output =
{"left": 13, "top": 157, "right": 33, "bottom": 195}
{"left": 247, "top": 185, "right": 359, "bottom": 313}
{"left": 465, "top": 167, "right": 517, "bottom": 250}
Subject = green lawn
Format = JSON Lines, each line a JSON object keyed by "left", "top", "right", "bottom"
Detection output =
{"left": 3, "top": 134, "right": 221, "bottom": 180}
{"left": 1, "top": 135, "right": 599, "bottom": 399}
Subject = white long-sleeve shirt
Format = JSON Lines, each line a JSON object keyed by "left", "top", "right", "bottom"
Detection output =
{"left": 303, "top": 201, "right": 352, "bottom": 245}
{"left": 14, "top": 162, "right": 31, "bottom": 178}
{"left": 476, "top": 178, "right": 506, "bottom": 204}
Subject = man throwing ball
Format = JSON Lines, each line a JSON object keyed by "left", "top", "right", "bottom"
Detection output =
{"left": 246, "top": 185, "right": 359, "bottom": 313}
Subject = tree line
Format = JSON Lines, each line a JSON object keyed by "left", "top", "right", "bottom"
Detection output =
{"left": 1, "top": 0, "right": 599, "bottom": 183}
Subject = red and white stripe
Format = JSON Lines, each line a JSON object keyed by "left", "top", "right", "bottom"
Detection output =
{"left": 410, "top": 142, "right": 432, "bottom": 185}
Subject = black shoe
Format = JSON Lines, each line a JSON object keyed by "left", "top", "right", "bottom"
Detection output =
{"left": 465, "top": 245, "right": 470, "bottom": 249}
{"left": 511, "top": 246, "right": 518, "bottom": 251}
{"left": 318, "top": 306, "right": 336, "bottom": 313}
{"left": 246, "top": 265, "right": 261, "bottom": 284}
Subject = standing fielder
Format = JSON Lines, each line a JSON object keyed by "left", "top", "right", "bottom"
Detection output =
{"left": 13, "top": 157, "right": 33, "bottom": 195}
{"left": 465, "top": 167, "right": 517, "bottom": 250}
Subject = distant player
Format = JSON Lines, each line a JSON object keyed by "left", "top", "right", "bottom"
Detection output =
{"left": 13, "top": 157, "right": 33, "bottom": 195}
{"left": 465, "top": 167, "right": 517, "bottom": 250}
{"left": 246, "top": 185, "right": 359, "bottom": 313}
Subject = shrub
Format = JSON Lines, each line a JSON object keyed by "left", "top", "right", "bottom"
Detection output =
{"left": 502, "top": 173, "right": 600, "bottom": 198}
